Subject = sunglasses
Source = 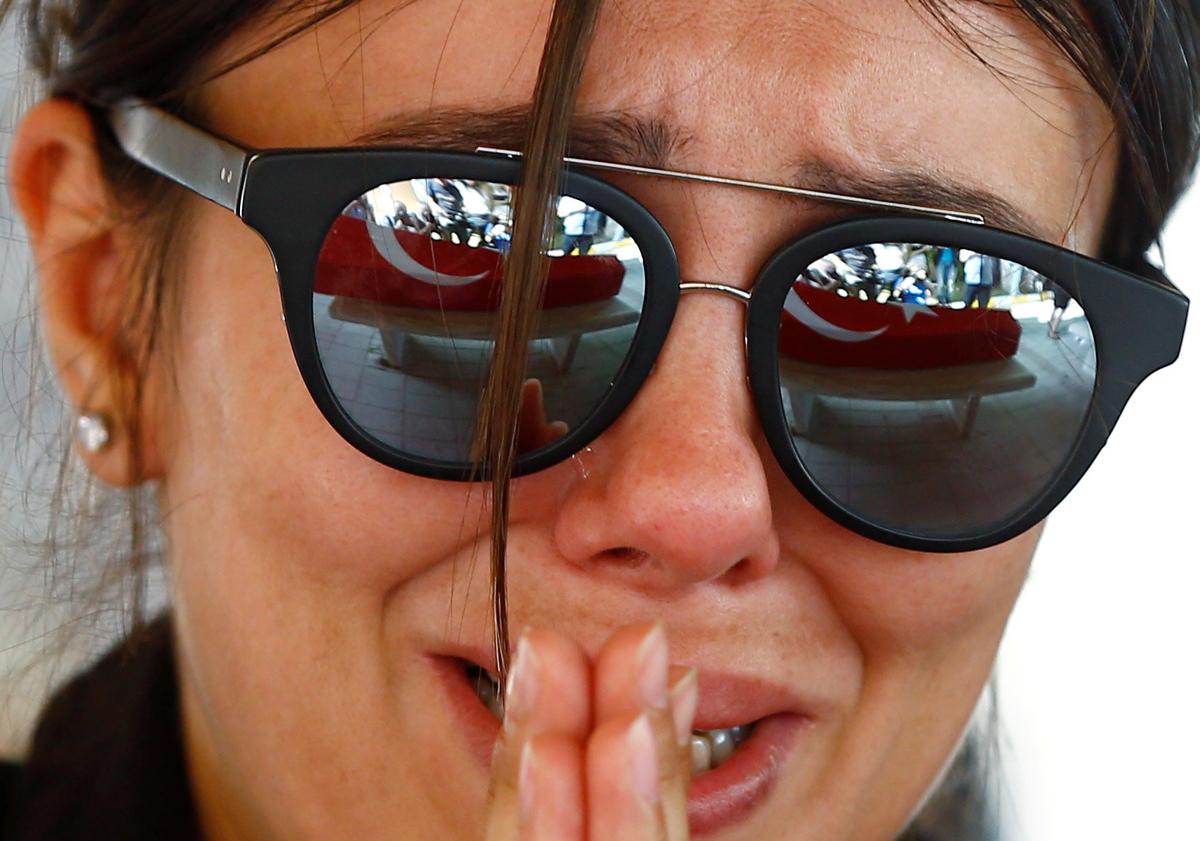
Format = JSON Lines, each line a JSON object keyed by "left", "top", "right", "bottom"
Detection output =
{"left": 108, "top": 98, "right": 1189, "bottom": 554}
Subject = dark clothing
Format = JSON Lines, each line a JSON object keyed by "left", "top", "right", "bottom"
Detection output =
{"left": 985, "top": 256, "right": 1003, "bottom": 288}
{"left": 564, "top": 234, "right": 595, "bottom": 255}
{"left": 1048, "top": 280, "right": 1071, "bottom": 310}
{"left": 0, "top": 615, "right": 202, "bottom": 840}
{"left": 962, "top": 283, "right": 992, "bottom": 309}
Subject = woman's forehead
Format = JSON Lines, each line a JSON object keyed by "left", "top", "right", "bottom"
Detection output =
{"left": 205, "top": 0, "right": 1117, "bottom": 246}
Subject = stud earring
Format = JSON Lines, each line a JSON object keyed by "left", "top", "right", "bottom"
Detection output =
{"left": 74, "top": 412, "right": 113, "bottom": 453}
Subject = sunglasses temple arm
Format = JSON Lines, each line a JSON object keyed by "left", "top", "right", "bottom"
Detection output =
{"left": 108, "top": 98, "right": 250, "bottom": 215}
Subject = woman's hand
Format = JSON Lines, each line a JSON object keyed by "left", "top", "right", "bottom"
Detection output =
{"left": 484, "top": 624, "right": 698, "bottom": 840}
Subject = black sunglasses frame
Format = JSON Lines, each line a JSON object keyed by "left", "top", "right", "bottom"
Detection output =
{"left": 107, "top": 103, "right": 1189, "bottom": 554}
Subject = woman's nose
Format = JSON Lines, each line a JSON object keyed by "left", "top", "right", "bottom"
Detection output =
{"left": 553, "top": 292, "right": 781, "bottom": 592}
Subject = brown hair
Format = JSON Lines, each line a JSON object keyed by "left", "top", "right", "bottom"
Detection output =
{"left": 472, "top": 0, "right": 603, "bottom": 677}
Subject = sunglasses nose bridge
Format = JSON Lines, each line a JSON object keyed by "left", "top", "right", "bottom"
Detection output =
{"left": 678, "top": 281, "right": 752, "bottom": 305}
{"left": 676, "top": 281, "right": 755, "bottom": 392}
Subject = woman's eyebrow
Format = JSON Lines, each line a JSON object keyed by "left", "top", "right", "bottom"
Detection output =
{"left": 353, "top": 106, "right": 1050, "bottom": 239}
{"left": 786, "top": 159, "right": 1054, "bottom": 241}
{"left": 350, "top": 105, "right": 681, "bottom": 164}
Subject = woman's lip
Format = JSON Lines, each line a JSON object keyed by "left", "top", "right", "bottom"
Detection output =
{"left": 431, "top": 651, "right": 812, "bottom": 834}
{"left": 690, "top": 669, "right": 814, "bottom": 730}
{"left": 430, "top": 654, "right": 500, "bottom": 768}
{"left": 688, "top": 713, "right": 806, "bottom": 836}
{"left": 432, "top": 644, "right": 820, "bottom": 730}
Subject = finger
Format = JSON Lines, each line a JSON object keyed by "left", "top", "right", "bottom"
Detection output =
{"left": 587, "top": 712, "right": 664, "bottom": 840}
{"left": 594, "top": 626, "right": 694, "bottom": 840}
{"left": 485, "top": 629, "right": 590, "bottom": 841}
{"left": 667, "top": 665, "right": 699, "bottom": 754}
{"left": 518, "top": 734, "right": 584, "bottom": 841}
{"left": 516, "top": 379, "right": 569, "bottom": 452}
{"left": 593, "top": 622, "right": 669, "bottom": 720}
{"left": 661, "top": 667, "right": 698, "bottom": 841}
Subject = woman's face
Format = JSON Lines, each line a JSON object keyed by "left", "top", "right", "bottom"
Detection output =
{"left": 141, "top": 1, "right": 1116, "bottom": 838}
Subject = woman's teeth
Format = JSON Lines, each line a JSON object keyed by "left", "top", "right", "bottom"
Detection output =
{"left": 464, "top": 662, "right": 755, "bottom": 775}
{"left": 689, "top": 724, "right": 753, "bottom": 774}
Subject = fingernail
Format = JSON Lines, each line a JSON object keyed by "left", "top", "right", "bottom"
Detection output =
{"left": 636, "top": 623, "right": 668, "bottom": 709}
{"left": 628, "top": 713, "right": 660, "bottom": 806}
{"left": 669, "top": 668, "right": 699, "bottom": 748}
{"left": 504, "top": 632, "right": 539, "bottom": 728}
{"left": 518, "top": 739, "right": 538, "bottom": 822}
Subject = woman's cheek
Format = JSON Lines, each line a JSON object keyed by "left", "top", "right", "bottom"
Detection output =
{"left": 161, "top": 201, "right": 485, "bottom": 593}
{"left": 767, "top": 454, "right": 1037, "bottom": 662}
{"left": 792, "top": 524, "right": 1038, "bottom": 661}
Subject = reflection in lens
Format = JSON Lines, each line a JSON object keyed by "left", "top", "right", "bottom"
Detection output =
{"left": 778, "top": 243, "right": 1097, "bottom": 539}
{"left": 311, "top": 179, "right": 646, "bottom": 464}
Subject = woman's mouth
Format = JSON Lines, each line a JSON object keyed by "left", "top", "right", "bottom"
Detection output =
{"left": 464, "top": 661, "right": 756, "bottom": 775}
{"left": 441, "top": 655, "right": 809, "bottom": 835}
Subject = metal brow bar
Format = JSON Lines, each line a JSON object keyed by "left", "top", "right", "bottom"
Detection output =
{"left": 109, "top": 98, "right": 250, "bottom": 214}
{"left": 477, "top": 146, "right": 987, "bottom": 225}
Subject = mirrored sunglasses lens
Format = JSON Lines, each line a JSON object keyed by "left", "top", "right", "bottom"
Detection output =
{"left": 312, "top": 179, "right": 646, "bottom": 465}
{"left": 777, "top": 243, "right": 1097, "bottom": 539}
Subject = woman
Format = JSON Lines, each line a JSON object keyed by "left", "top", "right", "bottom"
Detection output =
{"left": 1, "top": 1, "right": 1196, "bottom": 839}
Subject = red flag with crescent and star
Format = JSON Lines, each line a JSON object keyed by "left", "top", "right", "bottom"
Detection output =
{"left": 314, "top": 216, "right": 625, "bottom": 311}
{"left": 779, "top": 283, "right": 1021, "bottom": 369}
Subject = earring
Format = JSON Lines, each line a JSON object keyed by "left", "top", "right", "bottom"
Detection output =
{"left": 74, "top": 412, "right": 113, "bottom": 453}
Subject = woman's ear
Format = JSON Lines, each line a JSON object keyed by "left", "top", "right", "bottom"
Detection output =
{"left": 7, "top": 97, "right": 166, "bottom": 487}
